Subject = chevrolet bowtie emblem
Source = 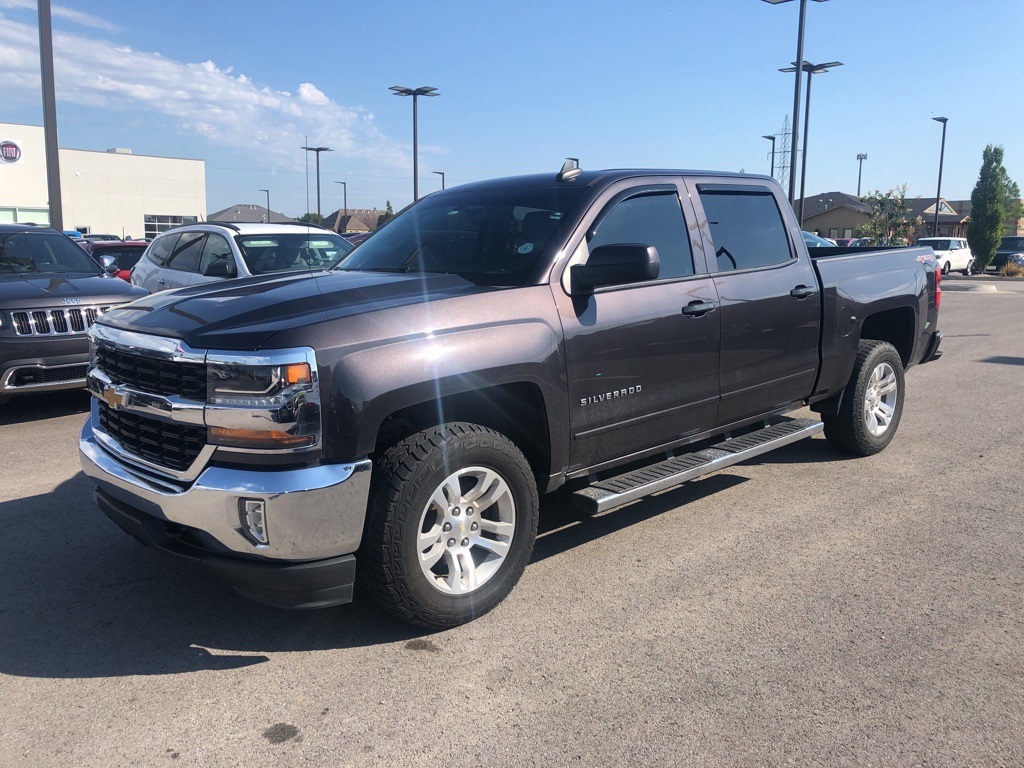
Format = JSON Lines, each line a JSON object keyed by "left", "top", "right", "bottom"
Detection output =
{"left": 101, "top": 385, "right": 127, "bottom": 410}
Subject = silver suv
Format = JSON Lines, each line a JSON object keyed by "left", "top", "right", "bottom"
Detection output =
{"left": 131, "top": 222, "right": 353, "bottom": 292}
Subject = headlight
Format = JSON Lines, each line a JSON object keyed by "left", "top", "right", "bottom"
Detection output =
{"left": 205, "top": 349, "right": 321, "bottom": 451}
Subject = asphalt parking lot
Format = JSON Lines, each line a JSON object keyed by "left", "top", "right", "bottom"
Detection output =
{"left": 1, "top": 282, "right": 1022, "bottom": 767}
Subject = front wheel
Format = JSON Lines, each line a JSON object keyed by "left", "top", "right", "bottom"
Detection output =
{"left": 942, "top": 261, "right": 951, "bottom": 275}
{"left": 823, "top": 340, "right": 906, "bottom": 456}
{"left": 359, "top": 422, "right": 539, "bottom": 628}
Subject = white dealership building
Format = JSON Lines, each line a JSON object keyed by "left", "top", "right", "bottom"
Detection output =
{"left": 0, "top": 121, "right": 206, "bottom": 240}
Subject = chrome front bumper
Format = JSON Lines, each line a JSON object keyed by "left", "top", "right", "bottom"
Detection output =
{"left": 79, "top": 412, "right": 373, "bottom": 563}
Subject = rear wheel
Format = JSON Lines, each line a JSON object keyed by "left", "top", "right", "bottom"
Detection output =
{"left": 823, "top": 340, "right": 905, "bottom": 456}
{"left": 963, "top": 260, "right": 975, "bottom": 276}
{"left": 359, "top": 422, "right": 539, "bottom": 628}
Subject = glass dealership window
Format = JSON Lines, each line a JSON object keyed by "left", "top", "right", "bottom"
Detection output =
{"left": 144, "top": 214, "right": 198, "bottom": 239}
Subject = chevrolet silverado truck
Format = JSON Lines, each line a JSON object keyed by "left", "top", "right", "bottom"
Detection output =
{"left": 1, "top": 224, "right": 148, "bottom": 404}
{"left": 79, "top": 166, "right": 942, "bottom": 628}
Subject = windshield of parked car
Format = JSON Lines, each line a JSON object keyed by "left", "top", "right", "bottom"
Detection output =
{"left": 335, "top": 187, "right": 587, "bottom": 286}
{"left": 0, "top": 232, "right": 101, "bottom": 274}
{"left": 234, "top": 232, "right": 353, "bottom": 275}
{"left": 1000, "top": 237, "right": 1024, "bottom": 251}
{"left": 802, "top": 231, "right": 835, "bottom": 248}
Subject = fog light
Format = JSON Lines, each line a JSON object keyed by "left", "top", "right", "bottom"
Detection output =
{"left": 241, "top": 499, "right": 269, "bottom": 546}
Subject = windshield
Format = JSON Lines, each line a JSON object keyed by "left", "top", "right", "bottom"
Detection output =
{"left": 0, "top": 232, "right": 101, "bottom": 275}
{"left": 1000, "top": 237, "right": 1024, "bottom": 251}
{"left": 234, "top": 232, "right": 353, "bottom": 275}
{"left": 336, "top": 187, "right": 587, "bottom": 286}
{"left": 802, "top": 231, "right": 834, "bottom": 248}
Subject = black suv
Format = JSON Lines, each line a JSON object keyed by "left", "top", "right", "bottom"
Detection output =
{"left": 0, "top": 224, "right": 148, "bottom": 404}
{"left": 993, "top": 236, "right": 1024, "bottom": 271}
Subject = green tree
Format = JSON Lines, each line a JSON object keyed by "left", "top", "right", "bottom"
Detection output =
{"left": 967, "top": 144, "right": 1023, "bottom": 272}
{"left": 859, "top": 186, "right": 921, "bottom": 246}
{"left": 381, "top": 200, "right": 395, "bottom": 224}
{"left": 297, "top": 212, "right": 322, "bottom": 225}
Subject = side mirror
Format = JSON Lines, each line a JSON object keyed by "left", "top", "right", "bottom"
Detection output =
{"left": 203, "top": 259, "right": 236, "bottom": 277}
{"left": 570, "top": 244, "right": 660, "bottom": 292}
{"left": 99, "top": 254, "right": 118, "bottom": 275}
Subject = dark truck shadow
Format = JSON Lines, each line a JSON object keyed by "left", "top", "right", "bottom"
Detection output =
{"left": 1, "top": 439, "right": 825, "bottom": 679}
{"left": 0, "top": 390, "right": 91, "bottom": 426}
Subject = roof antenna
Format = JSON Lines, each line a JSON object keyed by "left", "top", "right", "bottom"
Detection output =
{"left": 557, "top": 158, "right": 582, "bottom": 182}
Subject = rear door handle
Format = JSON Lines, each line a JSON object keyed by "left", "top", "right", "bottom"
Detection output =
{"left": 790, "top": 285, "right": 816, "bottom": 299}
{"left": 682, "top": 300, "right": 717, "bottom": 317}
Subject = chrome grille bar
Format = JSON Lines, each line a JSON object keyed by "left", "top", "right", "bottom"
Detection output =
{"left": 9, "top": 306, "right": 109, "bottom": 336}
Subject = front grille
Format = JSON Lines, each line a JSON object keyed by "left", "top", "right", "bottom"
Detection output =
{"left": 10, "top": 307, "right": 104, "bottom": 336}
{"left": 11, "top": 364, "right": 89, "bottom": 387}
{"left": 95, "top": 346, "right": 207, "bottom": 400}
{"left": 99, "top": 402, "right": 206, "bottom": 472}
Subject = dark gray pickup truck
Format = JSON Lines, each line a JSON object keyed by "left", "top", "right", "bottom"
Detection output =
{"left": 79, "top": 166, "right": 942, "bottom": 627}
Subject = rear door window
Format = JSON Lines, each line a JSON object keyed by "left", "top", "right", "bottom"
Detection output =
{"left": 697, "top": 187, "right": 793, "bottom": 272}
{"left": 165, "top": 232, "right": 206, "bottom": 272}
{"left": 145, "top": 233, "right": 181, "bottom": 266}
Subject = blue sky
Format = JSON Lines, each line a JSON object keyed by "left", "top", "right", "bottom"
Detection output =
{"left": 2, "top": 0, "right": 1021, "bottom": 217}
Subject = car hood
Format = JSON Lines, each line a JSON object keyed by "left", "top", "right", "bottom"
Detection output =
{"left": 0, "top": 272, "right": 148, "bottom": 309}
{"left": 95, "top": 269, "right": 500, "bottom": 349}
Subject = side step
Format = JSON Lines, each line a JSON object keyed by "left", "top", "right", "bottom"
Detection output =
{"left": 571, "top": 417, "right": 823, "bottom": 515}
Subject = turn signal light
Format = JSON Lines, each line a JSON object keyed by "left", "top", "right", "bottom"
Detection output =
{"left": 210, "top": 427, "right": 316, "bottom": 449}
{"left": 284, "top": 363, "right": 311, "bottom": 385}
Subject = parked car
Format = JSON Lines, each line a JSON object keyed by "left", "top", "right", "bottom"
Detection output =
{"left": 88, "top": 240, "right": 149, "bottom": 282}
{"left": 84, "top": 234, "right": 122, "bottom": 243}
{"left": 803, "top": 231, "right": 837, "bottom": 249}
{"left": 848, "top": 237, "right": 875, "bottom": 248}
{"left": 0, "top": 224, "right": 148, "bottom": 404}
{"left": 80, "top": 166, "right": 942, "bottom": 628}
{"left": 834, "top": 238, "right": 855, "bottom": 246}
{"left": 915, "top": 237, "right": 974, "bottom": 275}
{"left": 993, "top": 236, "right": 1024, "bottom": 271}
{"left": 342, "top": 231, "right": 371, "bottom": 246}
{"left": 131, "top": 222, "right": 354, "bottom": 292}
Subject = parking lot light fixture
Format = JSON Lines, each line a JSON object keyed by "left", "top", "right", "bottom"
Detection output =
{"left": 763, "top": 0, "right": 829, "bottom": 205}
{"left": 856, "top": 153, "right": 867, "bottom": 197}
{"left": 779, "top": 59, "right": 843, "bottom": 226}
{"left": 932, "top": 117, "right": 948, "bottom": 237}
{"left": 335, "top": 181, "right": 347, "bottom": 233}
{"left": 301, "top": 146, "right": 333, "bottom": 221}
{"left": 258, "top": 188, "right": 270, "bottom": 224}
{"left": 432, "top": 171, "right": 445, "bottom": 190}
{"left": 763, "top": 135, "right": 777, "bottom": 177}
{"left": 390, "top": 86, "right": 440, "bottom": 202}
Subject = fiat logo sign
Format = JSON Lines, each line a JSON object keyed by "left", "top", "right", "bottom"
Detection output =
{"left": 0, "top": 141, "right": 21, "bottom": 163}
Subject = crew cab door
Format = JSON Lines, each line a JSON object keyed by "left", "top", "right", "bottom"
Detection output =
{"left": 690, "top": 180, "right": 821, "bottom": 426}
{"left": 553, "top": 180, "right": 721, "bottom": 472}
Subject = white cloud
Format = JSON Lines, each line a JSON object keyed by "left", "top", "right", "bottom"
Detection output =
{"left": 0, "top": 11, "right": 407, "bottom": 172}
{"left": 0, "top": 0, "right": 115, "bottom": 30}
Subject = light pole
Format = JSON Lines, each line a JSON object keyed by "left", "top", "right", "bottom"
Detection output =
{"left": 335, "top": 181, "right": 347, "bottom": 232}
{"left": 301, "top": 145, "right": 333, "bottom": 221}
{"left": 856, "top": 153, "right": 867, "bottom": 197}
{"left": 779, "top": 59, "right": 842, "bottom": 226}
{"left": 762, "top": 134, "right": 777, "bottom": 177}
{"left": 932, "top": 117, "right": 948, "bottom": 237}
{"left": 258, "top": 188, "right": 270, "bottom": 224}
{"left": 432, "top": 171, "right": 445, "bottom": 190}
{"left": 763, "top": 0, "right": 829, "bottom": 206}
{"left": 390, "top": 86, "right": 439, "bottom": 202}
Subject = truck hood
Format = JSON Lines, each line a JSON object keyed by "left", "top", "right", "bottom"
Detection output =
{"left": 95, "top": 269, "right": 498, "bottom": 350}
{"left": 0, "top": 272, "right": 148, "bottom": 309}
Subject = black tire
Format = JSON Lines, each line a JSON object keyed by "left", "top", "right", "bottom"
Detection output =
{"left": 963, "top": 260, "right": 974, "bottom": 276}
{"left": 359, "top": 422, "right": 539, "bottom": 628}
{"left": 942, "top": 261, "right": 951, "bottom": 275}
{"left": 823, "top": 340, "right": 906, "bottom": 456}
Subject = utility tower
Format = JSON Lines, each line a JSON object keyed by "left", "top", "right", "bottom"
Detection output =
{"left": 777, "top": 115, "right": 792, "bottom": 196}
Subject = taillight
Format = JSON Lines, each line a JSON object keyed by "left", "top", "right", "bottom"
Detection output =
{"left": 934, "top": 265, "right": 942, "bottom": 310}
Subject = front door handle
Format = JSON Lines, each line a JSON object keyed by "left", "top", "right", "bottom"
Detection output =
{"left": 790, "top": 285, "right": 816, "bottom": 299}
{"left": 682, "top": 300, "right": 717, "bottom": 317}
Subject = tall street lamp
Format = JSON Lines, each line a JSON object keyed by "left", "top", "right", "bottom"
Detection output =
{"left": 390, "top": 86, "right": 439, "bottom": 202}
{"left": 762, "top": 134, "right": 777, "bottom": 177}
{"left": 779, "top": 59, "right": 843, "bottom": 226}
{"left": 856, "top": 153, "right": 867, "bottom": 197}
{"left": 432, "top": 171, "right": 445, "bottom": 190}
{"left": 301, "top": 145, "right": 333, "bottom": 221}
{"left": 932, "top": 117, "right": 948, "bottom": 237}
{"left": 763, "top": 0, "right": 829, "bottom": 206}
{"left": 335, "top": 181, "right": 347, "bottom": 232}
{"left": 258, "top": 188, "right": 270, "bottom": 224}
